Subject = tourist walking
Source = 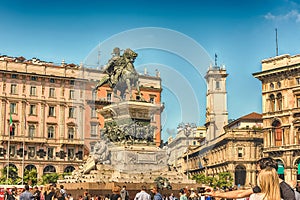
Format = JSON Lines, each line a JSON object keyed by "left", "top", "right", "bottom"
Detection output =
{"left": 33, "top": 186, "right": 41, "bottom": 200}
{"left": 151, "top": 186, "right": 162, "bottom": 200}
{"left": 134, "top": 185, "right": 151, "bottom": 200}
{"left": 179, "top": 189, "right": 187, "bottom": 200}
{"left": 110, "top": 186, "right": 121, "bottom": 200}
{"left": 19, "top": 185, "right": 33, "bottom": 200}
{"left": 120, "top": 186, "right": 129, "bottom": 200}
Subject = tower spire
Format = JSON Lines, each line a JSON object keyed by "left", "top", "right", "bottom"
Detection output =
{"left": 275, "top": 28, "right": 278, "bottom": 56}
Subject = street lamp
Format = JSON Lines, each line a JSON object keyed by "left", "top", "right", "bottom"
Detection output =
{"left": 177, "top": 122, "right": 196, "bottom": 179}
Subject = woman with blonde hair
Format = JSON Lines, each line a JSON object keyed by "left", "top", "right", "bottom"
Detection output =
{"left": 249, "top": 167, "right": 281, "bottom": 200}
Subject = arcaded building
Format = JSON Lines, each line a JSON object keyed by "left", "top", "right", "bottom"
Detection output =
{"left": 253, "top": 54, "right": 300, "bottom": 182}
{"left": 183, "top": 63, "right": 264, "bottom": 186}
{"left": 0, "top": 55, "right": 162, "bottom": 179}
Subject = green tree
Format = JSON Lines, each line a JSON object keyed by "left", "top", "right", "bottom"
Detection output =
{"left": 38, "top": 173, "right": 60, "bottom": 185}
{"left": 0, "top": 165, "right": 21, "bottom": 184}
{"left": 192, "top": 172, "right": 233, "bottom": 189}
{"left": 215, "top": 172, "right": 233, "bottom": 189}
{"left": 24, "top": 168, "right": 38, "bottom": 186}
{"left": 192, "top": 173, "right": 208, "bottom": 184}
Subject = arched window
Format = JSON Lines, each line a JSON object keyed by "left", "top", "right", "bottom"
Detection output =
{"left": 25, "top": 164, "right": 36, "bottom": 171}
{"left": 277, "top": 81, "right": 281, "bottom": 89}
{"left": 48, "top": 126, "right": 55, "bottom": 139}
{"left": 270, "top": 94, "right": 275, "bottom": 112}
{"left": 277, "top": 93, "right": 283, "bottom": 111}
{"left": 43, "top": 165, "right": 56, "bottom": 174}
{"left": 4, "top": 164, "right": 18, "bottom": 180}
{"left": 64, "top": 166, "right": 75, "bottom": 173}
{"left": 272, "top": 120, "right": 282, "bottom": 146}
{"left": 235, "top": 165, "right": 246, "bottom": 186}
{"left": 270, "top": 83, "right": 274, "bottom": 90}
{"left": 28, "top": 125, "right": 35, "bottom": 138}
{"left": 68, "top": 127, "right": 74, "bottom": 140}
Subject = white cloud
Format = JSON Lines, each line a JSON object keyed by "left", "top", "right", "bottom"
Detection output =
{"left": 264, "top": 10, "right": 300, "bottom": 23}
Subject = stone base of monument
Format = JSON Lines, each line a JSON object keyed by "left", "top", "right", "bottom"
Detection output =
{"left": 109, "top": 145, "right": 167, "bottom": 172}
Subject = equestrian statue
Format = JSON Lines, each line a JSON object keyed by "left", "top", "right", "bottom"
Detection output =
{"left": 94, "top": 47, "right": 142, "bottom": 100}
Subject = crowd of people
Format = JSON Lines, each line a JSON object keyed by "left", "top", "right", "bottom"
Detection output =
{"left": 3, "top": 157, "right": 300, "bottom": 200}
{"left": 4, "top": 184, "right": 72, "bottom": 200}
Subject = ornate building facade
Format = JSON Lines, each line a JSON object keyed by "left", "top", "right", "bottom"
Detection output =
{"left": 187, "top": 113, "right": 263, "bottom": 186}
{"left": 0, "top": 55, "right": 162, "bottom": 179}
{"left": 183, "top": 63, "right": 264, "bottom": 187}
{"left": 253, "top": 54, "right": 300, "bottom": 182}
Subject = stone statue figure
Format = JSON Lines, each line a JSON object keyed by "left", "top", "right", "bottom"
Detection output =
{"left": 92, "top": 139, "right": 110, "bottom": 164}
{"left": 80, "top": 139, "right": 111, "bottom": 174}
{"left": 94, "top": 47, "right": 143, "bottom": 100}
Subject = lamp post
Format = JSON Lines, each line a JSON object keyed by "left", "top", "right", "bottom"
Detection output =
{"left": 178, "top": 122, "right": 196, "bottom": 179}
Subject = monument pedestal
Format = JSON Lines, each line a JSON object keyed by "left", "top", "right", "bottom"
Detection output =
{"left": 109, "top": 145, "right": 167, "bottom": 172}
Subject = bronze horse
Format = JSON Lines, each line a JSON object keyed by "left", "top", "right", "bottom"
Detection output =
{"left": 94, "top": 48, "right": 142, "bottom": 100}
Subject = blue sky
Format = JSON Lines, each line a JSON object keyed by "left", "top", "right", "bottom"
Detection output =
{"left": 1, "top": 0, "right": 300, "bottom": 141}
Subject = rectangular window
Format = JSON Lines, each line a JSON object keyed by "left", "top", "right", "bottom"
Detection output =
{"left": 48, "top": 126, "right": 55, "bottom": 139}
{"left": 275, "top": 128, "right": 282, "bottom": 146}
{"left": 91, "top": 124, "right": 98, "bottom": 137}
{"left": 296, "top": 78, "right": 300, "bottom": 85}
{"left": 67, "top": 148, "right": 75, "bottom": 160}
{"left": 48, "top": 148, "right": 54, "bottom": 159}
{"left": 11, "top": 84, "right": 17, "bottom": 94}
{"left": 107, "top": 92, "right": 112, "bottom": 101}
{"left": 238, "top": 147, "right": 243, "bottom": 158}
{"left": 28, "top": 147, "right": 35, "bottom": 158}
{"left": 49, "top": 88, "right": 55, "bottom": 98}
{"left": 69, "top": 107, "right": 75, "bottom": 118}
{"left": 31, "top": 76, "right": 37, "bottom": 81}
{"left": 29, "top": 104, "right": 37, "bottom": 115}
{"left": 70, "top": 80, "right": 75, "bottom": 85}
{"left": 150, "top": 97, "right": 155, "bottom": 104}
{"left": 69, "top": 90, "right": 75, "bottom": 99}
{"left": 10, "top": 146, "right": 16, "bottom": 157}
{"left": 11, "top": 74, "right": 17, "bottom": 79}
{"left": 49, "top": 106, "right": 55, "bottom": 117}
{"left": 297, "top": 97, "right": 300, "bottom": 108}
{"left": 49, "top": 78, "right": 55, "bottom": 83}
{"left": 91, "top": 108, "right": 97, "bottom": 118}
{"left": 68, "top": 128, "right": 74, "bottom": 140}
{"left": 216, "top": 81, "right": 220, "bottom": 89}
{"left": 28, "top": 125, "right": 35, "bottom": 138}
{"left": 30, "top": 86, "right": 36, "bottom": 96}
{"left": 10, "top": 103, "right": 17, "bottom": 114}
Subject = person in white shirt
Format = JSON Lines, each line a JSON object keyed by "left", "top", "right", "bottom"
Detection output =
{"left": 134, "top": 186, "right": 151, "bottom": 200}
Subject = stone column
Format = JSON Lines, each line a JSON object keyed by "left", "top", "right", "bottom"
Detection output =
{"left": 0, "top": 99, "right": 6, "bottom": 135}
{"left": 41, "top": 102, "right": 45, "bottom": 137}
{"left": 285, "top": 151, "right": 294, "bottom": 182}
{"left": 59, "top": 104, "right": 66, "bottom": 139}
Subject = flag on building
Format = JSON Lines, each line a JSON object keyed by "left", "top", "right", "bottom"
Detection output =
{"left": 9, "top": 113, "right": 13, "bottom": 134}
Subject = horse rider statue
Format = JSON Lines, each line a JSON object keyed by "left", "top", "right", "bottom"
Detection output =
{"left": 94, "top": 47, "right": 143, "bottom": 100}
